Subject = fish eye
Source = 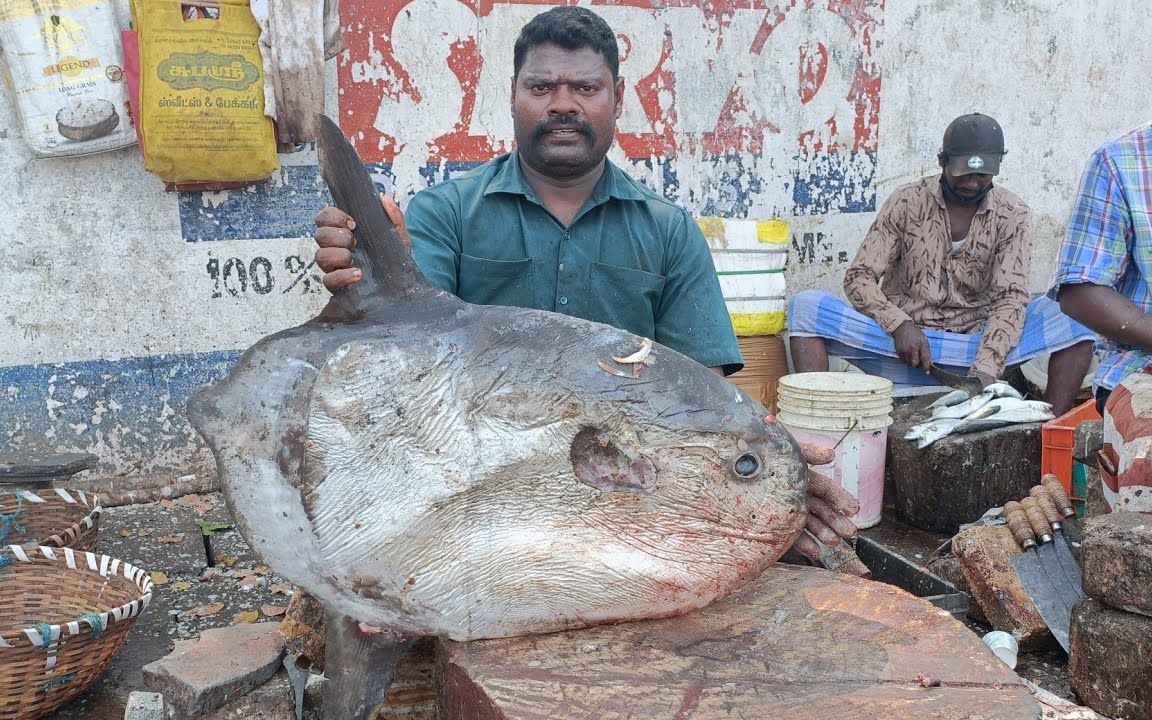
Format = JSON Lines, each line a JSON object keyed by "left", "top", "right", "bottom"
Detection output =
{"left": 733, "top": 453, "right": 761, "bottom": 478}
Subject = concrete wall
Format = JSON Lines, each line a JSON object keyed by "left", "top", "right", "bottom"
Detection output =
{"left": 1, "top": 0, "right": 1149, "bottom": 488}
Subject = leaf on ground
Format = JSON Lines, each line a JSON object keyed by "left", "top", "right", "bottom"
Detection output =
{"left": 261, "top": 604, "right": 287, "bottom": 617}
{"left": 194, "top": 519, "right": 232, "bottom": 537}
{"left": 216, "top": 555, "right": 236, "bottom": 568}
{"left": 172, "top": 581, "right": 192, "bottom": 591}
{"left": 158, "top": 534, "right": 184, "bottom": 544}
{"left": 119, "top": 529, "right": 134, "bottom": 538}
{"left": 182, "top": 602, "right": 225, "bottom": 618}
{"left": 160, "top": 499, "right": 175, "bottom": 509}
{"left": 150, "top": 571, "right": 169, "bottom": 585}
{"left": 233, "top": 610, "right": 260, "bottom": 624}
{"left": 200, "top": 568, "right": 220, "bottom": 582}
{"left": 137, "top": 528, "right": 153, "bottom": 537}
{"left": 269, "top": 583, "right": 294, "bottom": 596}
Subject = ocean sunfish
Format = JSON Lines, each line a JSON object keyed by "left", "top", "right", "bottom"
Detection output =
{"left": 187, "top": 115, "right": 809, "bottom": 719}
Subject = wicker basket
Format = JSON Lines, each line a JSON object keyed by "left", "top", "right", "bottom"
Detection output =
{"left": 0, "top": 545, "right": 152, "bottom": 719}
{"left": 0, "top": 490, "right": 101, "bottom": 551}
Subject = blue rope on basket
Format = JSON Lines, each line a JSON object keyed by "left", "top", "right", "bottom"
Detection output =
{"left": 0, "top": 551, "right": 13, "bottom": 578}
{"left": 34, "top": 623, "right": 54, "bottom": 649}
{"left": 0, "top": 495, "right": 26, "bottom": 546}
{"left": 80, "top": 613, "right": 105, "bottom": 639}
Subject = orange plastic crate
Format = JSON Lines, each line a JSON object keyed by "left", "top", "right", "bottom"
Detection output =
{"left": 1041, "top": 399, "right": 1101, "bottom": 502}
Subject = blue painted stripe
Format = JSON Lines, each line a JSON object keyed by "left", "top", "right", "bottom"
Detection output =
{"left": 0, "top": 350, "right": 242, "bottom": 470}
{"left": 177, "top": 153, "right": 877, "bottom": 243}
{"left": 178, "top": 161, "right": 485, "bottom": 243}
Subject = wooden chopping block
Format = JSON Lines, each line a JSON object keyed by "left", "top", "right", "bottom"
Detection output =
{"left": 952, "top": 525, "right": 1050, "bottom": 648}
{"left": 439, "top": 565, "right": 1039, "bottom": 720}
{"left": 887, "top": 403, "right": 1043, "bottom": 533}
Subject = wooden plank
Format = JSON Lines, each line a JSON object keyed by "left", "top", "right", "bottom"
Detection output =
{"left": 438, "top": 565, "right": 1038, "bottom": 720}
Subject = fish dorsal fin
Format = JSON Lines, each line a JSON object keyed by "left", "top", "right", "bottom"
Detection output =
{"left": 315, "top": 114, "right": 442, "bottom": 315}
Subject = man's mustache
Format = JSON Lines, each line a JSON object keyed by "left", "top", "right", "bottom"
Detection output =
{"left": 533, "top": 117, "right": 595, "bottom": 141}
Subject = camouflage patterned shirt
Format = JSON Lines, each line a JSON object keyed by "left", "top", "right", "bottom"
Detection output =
{"left": 843, "top": 176, "right": 1033, "bottom": 379}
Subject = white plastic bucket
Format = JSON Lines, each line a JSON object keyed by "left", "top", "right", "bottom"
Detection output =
{"left": 776, "top": 372, "right": 893, "bottom": 529}
{"left": 699, "top": 217, "right": 789, "bottom": 336}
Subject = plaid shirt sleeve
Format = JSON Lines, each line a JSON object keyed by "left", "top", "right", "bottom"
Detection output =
{"left": 1049, "top": 148, "right": 1135, "bottom": 295}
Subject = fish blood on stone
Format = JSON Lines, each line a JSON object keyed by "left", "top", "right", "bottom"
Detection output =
{"left": 186, "top": 115, "right": 809, "bottom": 718}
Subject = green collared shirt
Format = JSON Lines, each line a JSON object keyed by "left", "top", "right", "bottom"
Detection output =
{"left": 406, "top": 151, "right": 743, "bottom": 373}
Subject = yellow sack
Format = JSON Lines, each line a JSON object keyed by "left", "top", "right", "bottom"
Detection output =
{"left": 137, "top": 0, "right": 277, "bottom": 184}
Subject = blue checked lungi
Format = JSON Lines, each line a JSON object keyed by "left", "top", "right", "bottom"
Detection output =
{"left": 788, "top": 290, "right": 1098, "bottom": 388}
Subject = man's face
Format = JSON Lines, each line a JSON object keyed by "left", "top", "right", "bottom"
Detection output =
{"left": 511, "top": 42, "right": 624, "bottom": 178}
{"left": 941, "top": 164, "right": 994, "bottom": 201}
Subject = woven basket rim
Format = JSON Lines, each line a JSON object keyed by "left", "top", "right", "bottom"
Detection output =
{"left": 0, "top": 544, "right": 152, "bottom": 649}
{"left": 1, "top": 488, "right": 103, "bottom": 548}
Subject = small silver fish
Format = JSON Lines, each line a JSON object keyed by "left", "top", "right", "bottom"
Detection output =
{"left": 927, "top": 389, "right": 971, "bottom": 409}
{"left": 914, "top": 417, "right": 965, "bottom": 449}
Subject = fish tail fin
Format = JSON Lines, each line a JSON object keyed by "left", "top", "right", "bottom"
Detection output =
{"left": 322, "top": 611, "right": 416, "bottom": 720}
{"left": 315, "top": 114, "right": 441, "bottom": 311}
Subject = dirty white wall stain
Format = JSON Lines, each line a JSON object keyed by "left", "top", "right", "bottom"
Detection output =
{"left": 0, "top": 0, "right": 1149, "bottom": 484}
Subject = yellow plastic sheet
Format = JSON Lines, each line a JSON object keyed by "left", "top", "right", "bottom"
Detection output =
{"left": 137, "top": 0, "right": 277, "bottom": 184}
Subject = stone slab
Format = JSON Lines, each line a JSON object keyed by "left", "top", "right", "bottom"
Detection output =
{"left": 0, "top": 452, "right": 98, "bottom": 479}
{"left": 98, "top": 501, "right": 212, "bottom": 577}
{"left": 952, "top": 525, "right": 1049, "bottom": 647}
{"left": 143, "top": 622, "right": 286, "bottom": 718}
{"left": 1081, "top": 512, "right": 1152, "bottom": 615}
{"left": 887, "top": 403, "right": 1044, "bottom": 533}
{"left": 438, "top": 564, "right": 1038, "bottom": 720}
{"left": 201, "top": 670, "right": 296, "bottom": 720}
{"left": 1069, "top": 598, "right": 1152, "bottom": 720}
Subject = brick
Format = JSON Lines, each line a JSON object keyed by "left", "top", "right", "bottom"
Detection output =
{"left": 1081, "top": 512, "right": 1152, "bottom": 615}
{"left": 201, "top": 670, "right": 296, "bottom": 720}
{"left": 1069, "top": 598, "right": 1152, "bottom": 720}
{"left": 952, "top": 525, "right": 1049, "bottom": 648}
{"left": 143, "top": 622, "right": 286, "bottom": 718}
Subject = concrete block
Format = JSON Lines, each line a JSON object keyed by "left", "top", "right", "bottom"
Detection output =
{"left": 1073, "top": 420, "right": 1103, "bottom": 466}
{"left": 1069, "top": 598, "right": 1152, "bottom": 720}
{"left": 124, "top": 691, "right": 166, "bottom": 720}
{"left": 143, "top": 622, "right": 286, "bottom": 718}
{"left": 952, "top": 525, "right": 1050, "bottom": 648}
{"left": 1081, "top": 511, "right": 1152, "bottom": 615}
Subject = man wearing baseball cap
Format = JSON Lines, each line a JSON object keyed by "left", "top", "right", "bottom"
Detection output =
{"left": 788, "top": 113, "right": 1097, "bottom": 415}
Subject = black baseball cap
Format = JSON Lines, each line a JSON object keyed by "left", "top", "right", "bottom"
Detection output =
{"left": 942, "top": 113, "right": 1005, "bottom": 176}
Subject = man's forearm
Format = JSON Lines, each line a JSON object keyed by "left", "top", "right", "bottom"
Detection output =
{"left": 1060, "top": 282, "right": 1152, "bottom": 349}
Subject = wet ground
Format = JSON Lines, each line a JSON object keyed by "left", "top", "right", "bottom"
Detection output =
{"left": 32, "top": 494, "right": 1074, "bottom": 718}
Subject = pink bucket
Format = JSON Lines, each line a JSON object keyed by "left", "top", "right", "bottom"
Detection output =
{"left": 776, "top": 373, "right": 893, "bottom": 529}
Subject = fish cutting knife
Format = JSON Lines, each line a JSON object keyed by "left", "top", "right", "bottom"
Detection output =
{"left": 1005, "top": 500, "right": 1072, "bottom": 651}
{"left": 1021, "top": 496, "right": 1081, "bottom": 624}
{"left": 1030, "top": 485, "right": 1085, "bottom": 599}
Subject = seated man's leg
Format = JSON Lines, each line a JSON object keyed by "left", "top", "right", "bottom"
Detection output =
{"left": 1101, "top": 369, "right": 1152, "bottom": 513}
{"left": 787, "top": 290, "right": 961, "bottom": 386}
{"left": 1002, "top": 296, "right": 1098, "bottom": 416}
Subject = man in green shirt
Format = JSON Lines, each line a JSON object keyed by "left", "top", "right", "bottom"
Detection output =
{"left": 314, "top": 6, "right": 857, "bottom": 563}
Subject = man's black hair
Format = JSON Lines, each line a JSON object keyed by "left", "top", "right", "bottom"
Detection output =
{"left": 513, "top": 6, "right": 620, "bottom": 80}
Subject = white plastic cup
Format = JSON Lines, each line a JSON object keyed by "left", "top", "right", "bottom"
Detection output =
{"left": 982, "top": 630, "right": 1019, "bottom": 670}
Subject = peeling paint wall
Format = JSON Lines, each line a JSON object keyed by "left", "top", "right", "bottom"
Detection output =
{"left": 1, "top": 0, "right": 1149, "bottom": 485}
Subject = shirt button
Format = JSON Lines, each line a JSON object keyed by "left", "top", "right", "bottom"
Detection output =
{"left": 559, "top": 297, "right": 568, "bottom": 305}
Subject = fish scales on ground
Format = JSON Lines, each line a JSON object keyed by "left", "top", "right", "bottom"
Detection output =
{"left": 186, "top": 115, "right": 809, "bottom": 719}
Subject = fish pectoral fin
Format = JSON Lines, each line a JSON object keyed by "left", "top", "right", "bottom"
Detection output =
{"left": 322, "top": 611, "right": 415, "bottom": 720}
{"left": 570, "top": 426, "right": 658, "bottom": 492}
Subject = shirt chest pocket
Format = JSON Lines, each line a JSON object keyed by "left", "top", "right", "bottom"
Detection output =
{"left": 457, "top": 253, "right": 534, "bottom": 306}
{"left": 587, "top": 262, "right": 667, "bottom": 338}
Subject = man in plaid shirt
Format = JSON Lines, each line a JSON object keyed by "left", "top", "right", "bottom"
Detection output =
{"left": 1052, "top": 122, "right": 1152, "bottom": 512}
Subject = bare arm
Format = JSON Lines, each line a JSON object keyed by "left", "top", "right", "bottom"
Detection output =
{"left": 1059, "top": 282, "right": 1152, "bottom": 349}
